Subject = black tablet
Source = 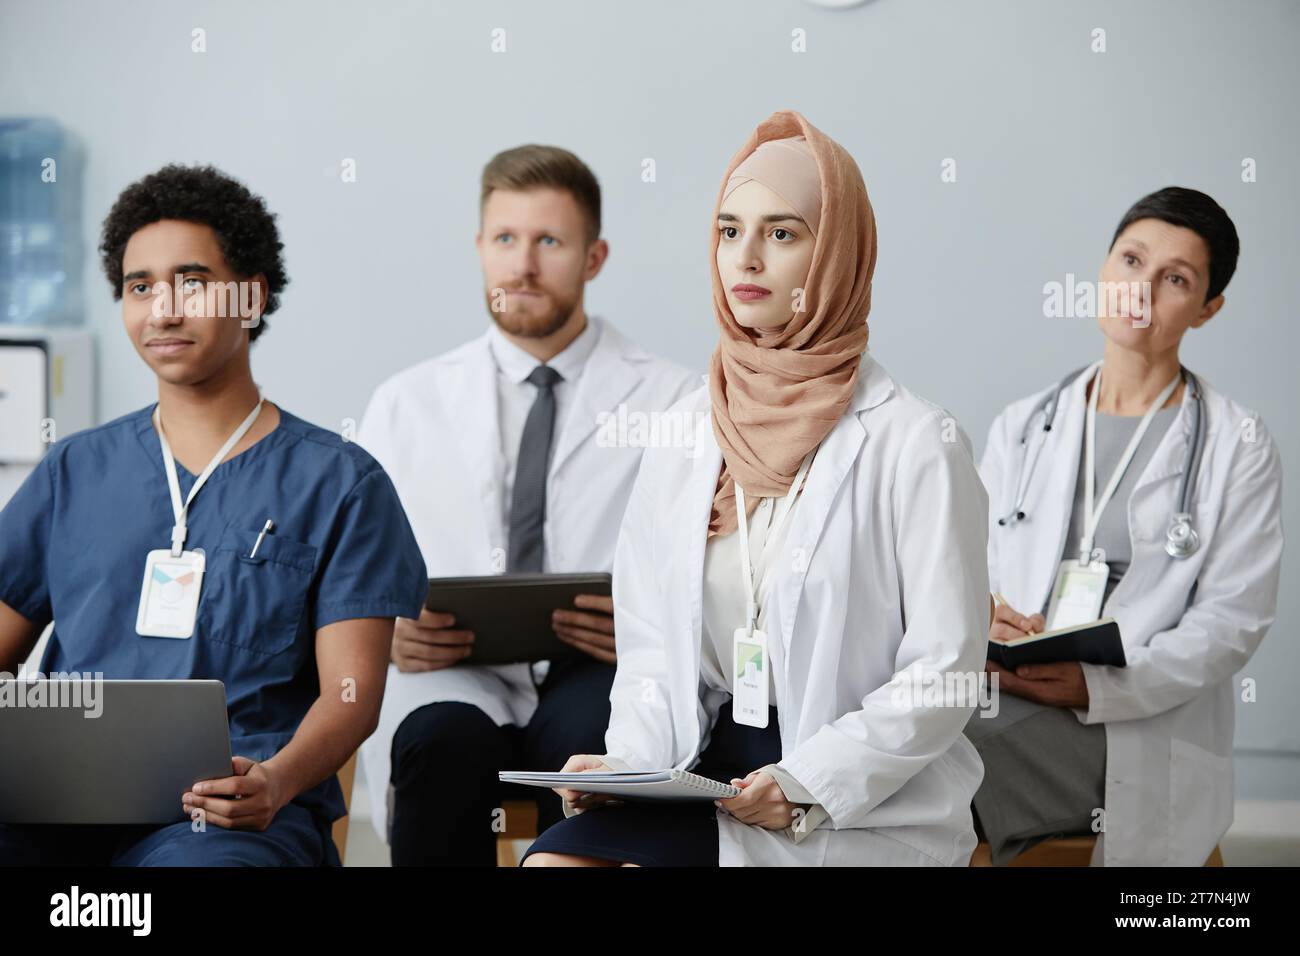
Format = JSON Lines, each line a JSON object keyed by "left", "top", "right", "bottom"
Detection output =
{"left": 424, "top": 572, "right": 613, "bottom": 665}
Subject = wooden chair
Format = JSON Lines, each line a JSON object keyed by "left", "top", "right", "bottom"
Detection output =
{"left": 332, "top": 751, "right": 358, "bottom": 866}
{"left": 496, "top": 799, "right": 540, "bottom": 867}
{"left": 969, "top": 835, "right": 1224, "bottom": 866}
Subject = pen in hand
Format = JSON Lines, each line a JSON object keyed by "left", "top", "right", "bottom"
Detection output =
{"left": 993, "top": 590, "right": 1040, "bottom": 637}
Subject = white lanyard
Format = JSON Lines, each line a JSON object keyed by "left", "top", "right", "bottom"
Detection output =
{"left": 1080, "top": 368, "right": 1180, "bottom": 563}
{"left": 154, "top": 397, "right": 265, "bottom": 557}
{"left": 734, "top": 452, "right": 814, "bottom": 633}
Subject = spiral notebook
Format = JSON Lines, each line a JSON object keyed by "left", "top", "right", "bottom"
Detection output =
{"left": 498, "top": 769, "right": 741, "bottom": 802}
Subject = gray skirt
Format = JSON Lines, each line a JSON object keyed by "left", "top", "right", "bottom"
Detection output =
{"left": 964, "top": 693, "right": 1106, "bottom": 865}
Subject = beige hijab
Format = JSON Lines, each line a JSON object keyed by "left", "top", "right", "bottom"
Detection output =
{"left": 707, "top": 110, "right": 877, "bottom": 537}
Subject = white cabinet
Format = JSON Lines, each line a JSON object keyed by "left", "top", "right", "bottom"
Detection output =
{"left": 0, "top": 340, "right": 48, "bottom": 464}
{"left": 0, "top": 326, "right": 94, "bottom": 507}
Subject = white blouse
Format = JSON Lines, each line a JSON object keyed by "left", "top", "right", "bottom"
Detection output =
{"left": 696, "top": 466, "right": 827, "bottom": 842}
{"left": 701, "top": 492, "right": 802, "bottom": 700}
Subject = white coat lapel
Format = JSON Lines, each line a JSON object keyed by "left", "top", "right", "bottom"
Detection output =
{"left": 1127, "top": 378, "right": 1198, "bottom": 499}
{"left": 433, "top": 335, "right": 506, "bottom": 558}
{"left": 1022, "top": 361, "right": 1094, "bottom": 612}
{"left": 1111, "top": 374, "right": 1200, "bottom": 610}
{"left": 771, "top": 354, "right": 891, "bottom": 660}
{"left": 678, "top": 410, "right": 724, "bottom": 761}
{"left": 549, "top": 322, "right": 642, "bottom": 476}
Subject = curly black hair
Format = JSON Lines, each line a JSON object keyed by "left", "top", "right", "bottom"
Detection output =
{"left": 98, "top": 164, "right": 288, "bottom": 342}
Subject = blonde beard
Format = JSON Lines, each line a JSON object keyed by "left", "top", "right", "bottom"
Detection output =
{"left": 486, "top": 289, "right": 580, "bottom": 339}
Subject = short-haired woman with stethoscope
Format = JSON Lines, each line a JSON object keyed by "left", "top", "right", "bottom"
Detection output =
{"left": 521, "top": 111, "right": 991, "bottom": 867}
{"left": 971, "top": 187, "right": 1283, "bottom": 866}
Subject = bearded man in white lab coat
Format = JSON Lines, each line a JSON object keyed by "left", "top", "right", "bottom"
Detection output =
{"left": 357, "top": 145, "right": 698, "bottom": 865}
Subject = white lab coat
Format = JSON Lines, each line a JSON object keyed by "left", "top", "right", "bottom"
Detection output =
{"left": 982, "top": 360, "right": 1284, "bottom": 866}
{"left": 603, "top": 353, "right": 991, "bottom": 866}
{"left": 356, "top": 317, "right": 697, "bottom": 841}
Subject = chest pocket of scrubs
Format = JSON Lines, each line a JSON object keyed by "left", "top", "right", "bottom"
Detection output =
{"left": 203, "top": 523, "right": 319, "bottom": 656}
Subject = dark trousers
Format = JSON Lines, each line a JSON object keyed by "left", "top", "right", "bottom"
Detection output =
{"left": 388, "top": 657, "right": 616, "bottom": 866}
{"left": 521, "top": 702, "right": 783, "bottom": 867}
{"left": 0, "top": 800, "right": 336, "bottom": 866}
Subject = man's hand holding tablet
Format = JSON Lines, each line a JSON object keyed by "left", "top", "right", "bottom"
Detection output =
{"left": 552, "top": 593, "right": 616, "bottom": 664}
{"left": 392, "top": 608, "right": 475, "bottom": 673}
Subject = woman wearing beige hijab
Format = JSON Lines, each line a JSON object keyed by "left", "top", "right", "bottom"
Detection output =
{"left": 523, "top": 111, "right": 991, "bottom": 866}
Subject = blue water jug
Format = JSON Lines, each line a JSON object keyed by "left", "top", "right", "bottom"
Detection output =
{"left": 0, "top": 117, "right": 84, "bottom": 326}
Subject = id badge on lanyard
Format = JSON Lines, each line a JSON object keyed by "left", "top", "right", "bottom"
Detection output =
{"left": 137, "top": 549, "right": 207, "bottom": 638}
{"left": 732, "top": 624, "right": 769, "bottom": 728}
{"left": 1045, "top": 557, "right": 1108, "bottom": 631}
{"left": 731, "top": 453, "right": 813, "bottom": 729}
{"left": 135, "top": 397, "right": 264, "bottom": 639}
{"left": 1045, "top": 368, "right": 1180, "bottom": 632}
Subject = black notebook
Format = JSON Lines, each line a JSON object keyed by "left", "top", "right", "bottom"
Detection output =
{"left": 424, "top": 572, "right": 612, "bottom": 665}
{"left": 987, "top": 617, "right": 1126, "bottom": 670}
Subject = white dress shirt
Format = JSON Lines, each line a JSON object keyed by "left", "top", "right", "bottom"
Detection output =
{"left": 487, "top": 315, "right": 601, "bottom": 561}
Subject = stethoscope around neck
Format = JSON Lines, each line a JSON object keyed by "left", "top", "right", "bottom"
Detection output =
{"left": 997, "top": 363, "right": 1205, "bottom": 559}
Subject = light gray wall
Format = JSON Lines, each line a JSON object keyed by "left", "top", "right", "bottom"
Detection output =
{"left": 2, "top": 0, "right": 1296, "bottom": 794}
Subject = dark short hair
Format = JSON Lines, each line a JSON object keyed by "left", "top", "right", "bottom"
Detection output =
{"left": 480, "top": 144, "right": 601, "bottom": 243}
{"left": 1109, "top": 186, "right": 1239, "bottom": 303}
{"left": 99, "top": 164, "right": 288, "bottom": 342}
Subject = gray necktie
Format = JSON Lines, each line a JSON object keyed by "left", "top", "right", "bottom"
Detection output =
{"left": 507, "top": 364, "right": 564, "bottom": 572}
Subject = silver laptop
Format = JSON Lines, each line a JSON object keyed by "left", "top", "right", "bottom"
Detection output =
{"left": 0, "top": 679, "right": 232, "bottom": 824}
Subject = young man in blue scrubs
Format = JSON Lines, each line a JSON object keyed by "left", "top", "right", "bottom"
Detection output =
{"left": 0, "top": 164, "right": 428, "bottom": 866}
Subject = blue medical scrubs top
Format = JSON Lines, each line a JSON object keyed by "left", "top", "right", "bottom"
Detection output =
{"left": 0, "top": 404, "right": 428, "bottom": 823}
